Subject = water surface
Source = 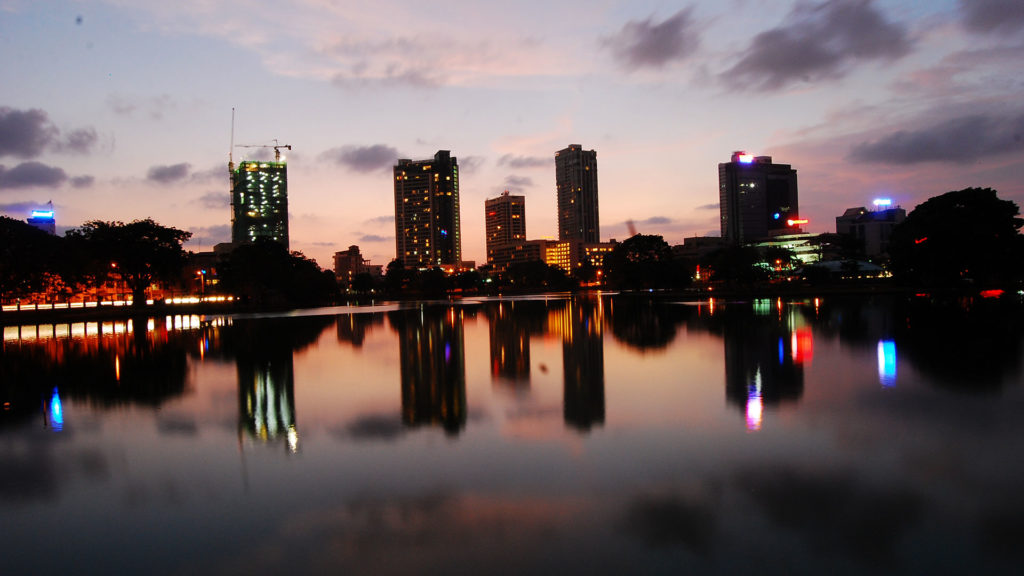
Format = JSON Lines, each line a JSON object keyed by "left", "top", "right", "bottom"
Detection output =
{"left": 2, "top": 295, "right": 1022, "bottom": 575}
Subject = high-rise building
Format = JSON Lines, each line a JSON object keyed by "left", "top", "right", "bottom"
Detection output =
{"left": 27, "top": 204, "right": 56, "bottom": 235}
{"left": 394, "top": 150, "right": 462, "bottom": 269}
{"left": 230, "top": 159, "right": 289, "bottom": 249}
{"left": 556, "top": 144, "right": 600, "bottom": 244}
{"left": 485, "top": 190, "right": 526, "bottom": 269}
{"left": 719, "top": 151, "right": 799, "bottom": 244}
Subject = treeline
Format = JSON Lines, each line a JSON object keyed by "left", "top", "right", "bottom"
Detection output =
{"left": 0, "top": 217, "right": 339, "bottom": 308}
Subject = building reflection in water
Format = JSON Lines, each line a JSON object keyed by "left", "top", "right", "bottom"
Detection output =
{"left": 390, "top": 307, "right": 467, "bottom": 435}
{"left": 553, "top": 297, "right": 605, "bottom": 432}
{"left": 722, "top": 299, "right": 807, "bottom": 431}
{"left": 877, "top": 340, "right": 897, "bottom": 388}
{"left": 487, "top": 301, "right": 532, "bottom": 389}
{"left": 336, "top": 313, "right": 385, "bottom": 348}
{"left": 225, "top": 318, "right": 325, "bottom": 454}
{"left": 46, "top": 387, "right": 64, "bottom": 432}
{"left": 237, "top": 354, "right": 298, "bottom": 453}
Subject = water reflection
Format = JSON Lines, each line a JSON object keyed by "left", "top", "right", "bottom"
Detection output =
{"left": 877, "top": 340, "right": 897, "bottom": 388}
{"left": 556, "top": 296, "right": 605, "bottom": 431}
{"left": 691, "top": 300, "right": 807, "bottom": 430}
{"left": 389, "top": 307, "right": 467, "bottom": 435}
{"left": 486, "top": 301, "right": 536, "bottom": 389}
{"left": 214, "top": 317, "right": 334, "bottom": 452}
{"left": 336, "top": 312, "right": 385, "bottom": 348}
{"left": 1, "top": 317, "right": 193, "bottom": 429}
{"left": 2, "top": 296, "right": 1024, "bottom": 575}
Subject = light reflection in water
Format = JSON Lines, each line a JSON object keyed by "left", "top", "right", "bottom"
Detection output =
{"left": 746, "top": 369, "right": 763, "bottom": 431}
{"left": 877, "top": 340, "right": 897, "bottom": 387}
{"left": 48, "top": 387, "right": 64, "bottom": 431}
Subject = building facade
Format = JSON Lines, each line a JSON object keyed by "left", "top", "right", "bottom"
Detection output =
{"left": 27, "top": 205, "right": 56, "bottom": 235}
{"left": 836, "top": 205, "right": 907, "bottom": 257}
{"left": 485, "top": 191, "right": 526, "bottom": 270}
{"left": 719, "top": 152, "right": 799, "bottom": 244}
{"left": 394, "top": 150, "right": 462, "bottom": 269}
{"left": 556, "top": 145, "right": 599, "bottom": 244}
{"left": 230, "top": 160, "right": 289, "bottom": 249}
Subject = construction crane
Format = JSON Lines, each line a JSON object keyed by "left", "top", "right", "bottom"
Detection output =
{"left": 235, "top": 139, "right": 292, "bottom": 162}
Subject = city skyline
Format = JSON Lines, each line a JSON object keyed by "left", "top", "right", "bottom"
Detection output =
{"left": 1, "top": 1, "right": 1022, "bottom": 268}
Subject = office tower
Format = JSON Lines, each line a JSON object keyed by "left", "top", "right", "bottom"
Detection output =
{"left": 230, "top": 159, "right": 289, "bottom": 249}
{"left": 835, "top": 203, "right": 907, "bottom": 257}
{"left": 392, "top": 307, "right": 467, "bottom": 435}
{"left": 394, "top": 150, "right": 462, "bottom": 269}
{"left": 27, "top": 204, "right": 56, "bottom": 235}
{"left": 485, "top": 190, "right": 526, "bottom": 268}
{"left": 555, "top": 144, "right": 599, "bottom": 243}
{"left": 719, "top": 151, "right": 799, "bottom": 244}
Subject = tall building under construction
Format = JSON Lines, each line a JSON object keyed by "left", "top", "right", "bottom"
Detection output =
{"left": 230, "top": 158, "right": 289, "bottom": 249}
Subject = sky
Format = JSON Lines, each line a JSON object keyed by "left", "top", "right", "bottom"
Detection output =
{"left": 1, "top": 0, "right": 1023, "bottom": 268}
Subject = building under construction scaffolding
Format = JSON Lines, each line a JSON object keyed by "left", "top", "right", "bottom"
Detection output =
{"left": 230, "top": 159, "right": 289, "bottom": 249}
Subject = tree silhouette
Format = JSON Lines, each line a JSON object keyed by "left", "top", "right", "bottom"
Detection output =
{"left": 604, "top": 234, "right": 683, "bottom": 290}
{"left": 0, "top": 216, "right": 62, "bottom": 303}
{"left": 889, "top": 188, "right": 1023, "bottom": 289}
{"left": 67, "top": 219, "right": 192, "bottom": 306}
{"left": 217, "top": 241, "right": 338, "bottom": 306}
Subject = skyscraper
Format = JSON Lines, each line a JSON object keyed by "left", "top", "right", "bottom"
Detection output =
{"left": 719, "top": 151, "right": 799, "bottom": 244}
{"left": 230, "top": 159, "right": 289, "bottom": 249}
{"left": 555, "top": 144, "right": 600, "bottom": 243}
{"left": 394, "top": 150, "right": 462, "bottom": 269}
{"left": 485, "top": 190, "right": 526, "bottom": 267}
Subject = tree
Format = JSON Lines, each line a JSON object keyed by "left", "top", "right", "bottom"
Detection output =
{"left": 604, "top": 234, "right": 683, "bottom": 290}
{"left": 217, "top": 241, "right": 338, "bottom": 306}
{"left": 701, "top": 245, "right": 769, "bottom": 287}
{"left": 889, "top": 188, "right": 1024, "bottom": 289}
{"left": 68, "top": 219, "right": 192, "bottom": 306}
{"left": 0, "top": 216, "right": 63, "bottom": 303}
{"left": 504, "top": 260, "right": 574, "bottom": 291}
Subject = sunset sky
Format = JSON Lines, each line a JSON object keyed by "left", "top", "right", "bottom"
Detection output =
{"left": 2, "top": 0, "right": 1022, "bottom": 267}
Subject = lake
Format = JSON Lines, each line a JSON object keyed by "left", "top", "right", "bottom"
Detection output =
{"left": 2, "top": 294, "right": 1023, "bottom": 575}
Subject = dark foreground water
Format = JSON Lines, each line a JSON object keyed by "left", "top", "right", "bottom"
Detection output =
{"left": 2, "top": 294, "right": 1023, "bottom": 575}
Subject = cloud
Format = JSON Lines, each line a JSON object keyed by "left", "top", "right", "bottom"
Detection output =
{"left": 604, "top": 8, "right": 700, "bottom": 69}
{"left": 0, "top": 201, "right": 50, "bottom": 215}
{"left": 0, "top": 107, "right": 59, "bottom": 158}
{"left": 359, "top": 234, "right": 392, "bottom": 243}
{"left": 0, "top": 107, "right": 99, "bottom": 158}
{"left": 106, "top": 93, "right": 175, "bottom": 120}
{"left": 321, "top": 145, "right": 399, "bottom": 173}
{"left": 55, "top": 128, "right": 98, "bottom": 154}
{"left": 196, "top": 191, "right": 228, "bottom": 209}
{"left": 959, "top": 0, "right": 1024, "bottom": 36}
{"left": 849, "top": 110, "right": 1024, "bottom": 164}
{"left": 364, "top": 215, "right": 395, "bottom": 226}
{"left": 640, "top": 216, "right": 672, "bottom": 226}
{"left": 497, "top": 154, "right": 549, "bottom": 169}
{"left": 458, "top": 155, "right": 485, "bottom": 174}
{"left": 503, "top": 175, "right": 534, "bottom": 193}
{"left": 722, "top": 0, "right": 912, "bottom": 91}
{"left": 70, "top": 175, "right": 95, "bottom": 188}
{"left": 186, "top": 224, "right": 231, "bottom": 246}
{"left": 146, "top": 163, "right": 191, "bottom": 184}
{"left": 190, "top": 165, "right": 226, "bottom": 183}
{"left": 695, "top": 203, "right": 719, "bottom": 211}
{"left": 324, "top": 37, "right": 455, "bottom": 89}
{"left": 0, "top": 162, "right": 68, "bottom": 188}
